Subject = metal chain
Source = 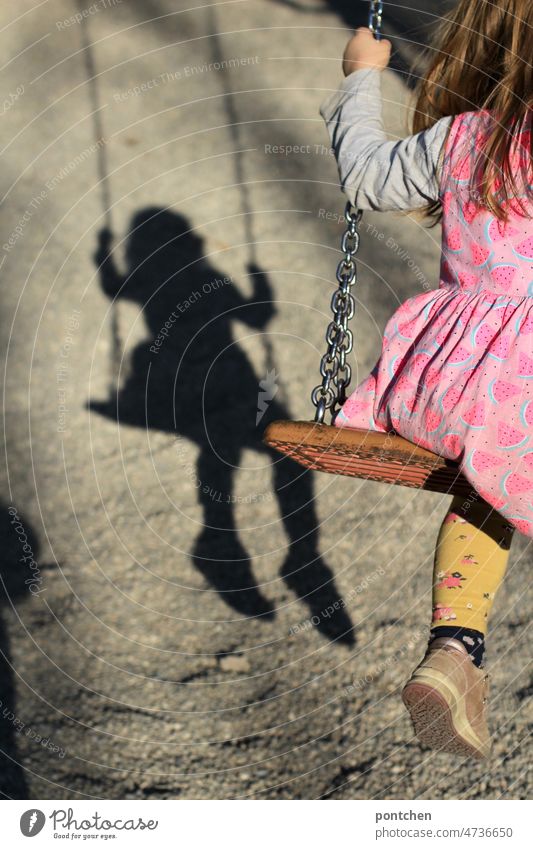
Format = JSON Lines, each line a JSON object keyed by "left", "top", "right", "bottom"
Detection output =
{"left": 311, "top": 2, "right": 382, "bottom": 424}
{"left": 312, "top": 202, "right": 361, "bottom": 423}
{"left": 368, "top": 0, "right": 383, "bottom": 39}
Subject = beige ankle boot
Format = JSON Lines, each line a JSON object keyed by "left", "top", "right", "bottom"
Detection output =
{"left": 402, "top": 637, "right": 491, "bottom": 759}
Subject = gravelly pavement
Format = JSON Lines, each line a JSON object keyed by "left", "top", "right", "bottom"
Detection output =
{"left": 0, "top": 0, "right": 530, "bottom": 800}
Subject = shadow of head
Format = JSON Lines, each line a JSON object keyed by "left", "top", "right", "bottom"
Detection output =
{"left": 125, "top": 208, "right": 204, "bottom": 275}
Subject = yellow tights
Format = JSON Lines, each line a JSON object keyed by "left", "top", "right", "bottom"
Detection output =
{"left": 431, "top": 495, "right": 514, "bottom": 648}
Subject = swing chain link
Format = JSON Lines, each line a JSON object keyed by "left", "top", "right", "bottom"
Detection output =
{"left": 312, "top": 202, "right": 361, "bottom": 423}
{"left": 368, "top": 1, "right": 383, "bottom": 40}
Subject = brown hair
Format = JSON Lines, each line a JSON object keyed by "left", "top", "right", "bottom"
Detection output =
{"left": 412, "top": 0, "right": 532, "bottom": 221}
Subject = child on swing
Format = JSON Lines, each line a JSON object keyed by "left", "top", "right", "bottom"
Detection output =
{"left": 319, "top": 0, "right": 532, "bottom": 758}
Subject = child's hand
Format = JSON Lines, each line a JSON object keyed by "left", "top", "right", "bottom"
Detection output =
{"left": 342, "top": 27, "right": 391, "bottom": 76}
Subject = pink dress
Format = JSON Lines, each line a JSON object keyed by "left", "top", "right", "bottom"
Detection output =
{"left": 335, "top": 111, "right": 533, "bottom": 537}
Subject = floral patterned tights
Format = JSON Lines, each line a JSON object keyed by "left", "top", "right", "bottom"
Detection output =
{"left": 430, "top": 494, "right": 514, "bottom": 667}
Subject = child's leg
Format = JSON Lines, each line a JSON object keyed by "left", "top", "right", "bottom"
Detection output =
{"left": 430, "top": 494, "right": 515, "bottom": 666}
{"left": 402, "top": 494, "right": 514, "bottom": 758}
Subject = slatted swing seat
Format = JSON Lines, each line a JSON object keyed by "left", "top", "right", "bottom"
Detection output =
{"left": 263, "top": 420, "right": 471, "bottom": 496}
{"left": 263, "top": 2, "right": 470, "bottom": 498}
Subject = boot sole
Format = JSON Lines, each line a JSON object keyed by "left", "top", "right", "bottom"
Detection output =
{"left": 402, "top": 679, "right": 490, "bottom": 760}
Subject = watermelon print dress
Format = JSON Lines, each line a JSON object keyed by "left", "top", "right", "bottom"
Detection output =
{"left": 320, "top": 72, "right": 533, "bottom": 536}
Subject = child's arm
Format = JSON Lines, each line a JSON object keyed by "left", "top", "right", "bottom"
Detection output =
{"left": 320, "top": 29, "right": 453, "bottom": 211}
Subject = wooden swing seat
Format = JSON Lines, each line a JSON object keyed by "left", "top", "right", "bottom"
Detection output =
{"left": 263, "top": 420, "right": 471, "bottom": 497}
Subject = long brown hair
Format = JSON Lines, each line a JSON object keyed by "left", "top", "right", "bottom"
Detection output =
{"left": 412, "top": 0, "right": 533, "bottom": 221}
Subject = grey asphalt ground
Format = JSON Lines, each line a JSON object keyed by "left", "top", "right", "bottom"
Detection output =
{"left": 0, "top": 0, "right": 530, "bottom": 800}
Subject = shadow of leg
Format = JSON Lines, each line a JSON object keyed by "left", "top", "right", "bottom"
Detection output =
{"left": 192, "top": 445, "right": 276, "bottom": 619}
{"left": 271, "top": 450, "right": 355, "bottom": 646}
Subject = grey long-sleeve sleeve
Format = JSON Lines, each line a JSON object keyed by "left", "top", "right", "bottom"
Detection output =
{"left": 319, "top": 68, "right": 453, "bottom": 211}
